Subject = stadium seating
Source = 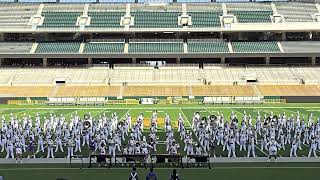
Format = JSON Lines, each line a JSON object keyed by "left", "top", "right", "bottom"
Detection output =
{"left": 281, "top": 41, "right": 320, "bottom": 53}
{"left": 257, "top": 85, "right": 320, "bottom": 96}
{"left": 226, "top": 3, "right": 273, "bottom": 23}
{"left": 230, "top": 11, "right": 273, "bottom": 23}
{"left": 232, "top": 41, "right": 280, "bottom": 52}
{"left": 54, "top": 86, "right": 120, "bottom": 97}
{"left": 131, "top": 12, "right": 181, "bottom": 28}
{"left": 84, "top": 42, "right": 125, "bottom": 54}
{"left": 35, "top": 42, "right": 81, "bottom": 53}
{"left": 187, "top": 4, "right": 222, "bottom": 28}
{"left": 188, "top": 12, "right": 222, "bottom": 27}
{"left": 123, "top": 86, "right": 188, "bottom": 96}
{"left": 275, "top": 2, "right": 318, "bottom": 22}
{"left": 191, "top": 85, "right": 255, "bottom": 96}
{"left": 88, "top": 12, "right": 125, "bottom": 28}
{"left": 187, "top": 40, "right": 229, "bottom": 53}
{"left": 0, "top": 4, "right": 38, "bottom": 28}
{"left": 40, "top": 12, "right": 82, "bottom": 28}
{"left": 0, "top": 43, "right": 33, "bottom": 53}
{"left": 128, "top": 40, "right": 184, "bottom": 53}
{"left": 0, "top": 86, "right": 52, "bottom": 97}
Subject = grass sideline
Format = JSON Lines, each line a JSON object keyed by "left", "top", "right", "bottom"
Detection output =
{"left": 0, "top": 163, "right": 320, "bottom": 180}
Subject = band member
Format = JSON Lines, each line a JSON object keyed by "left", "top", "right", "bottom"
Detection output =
{"left": 67, "top": 137, "right": 75, "bottom": 158}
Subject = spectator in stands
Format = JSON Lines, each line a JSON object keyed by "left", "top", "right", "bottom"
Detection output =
{"left": 146, "top": 167, "right": 157, "bottom": 180}
{"left": 169, "top": 169, "right": 180, "bottom": 180}
{"left": 129, "top": 166, "right": 139, "bottom": 180}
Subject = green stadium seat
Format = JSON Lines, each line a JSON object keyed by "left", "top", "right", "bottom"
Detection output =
{"left": 188, "top": 11, "right": 222, "bottom": 28}
{"left": 131, "top": 12, "right": 181, "bottom": 28}
{"left": 84, "top": 43, "right": 124, "bottom": 53}
{"left": 128, "top": 42, "right": 183, "bottom": 53}
{"left": 232, "top": 41, "right": 280, "bottom": 52}
{"left": 229, "top": 10, "right": 273, "bottom": 23}
{"left": 188, "top": 41, "right": 229, "bottom": 53}
{"left": 88, "top": 12, "right": 125, "bottom": 28}
{"left": 35, "top": 42, "right": 81, "bottom": 54}
{"left": 40, "top": 12, "right": 82, "bottom": 28}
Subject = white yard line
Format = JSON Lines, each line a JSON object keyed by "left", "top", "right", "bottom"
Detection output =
{"left": 179, "top": 108, "right": 192, "bottom": 128}
{"left": 120, "top": 109, "right": 131, "bottom": 121}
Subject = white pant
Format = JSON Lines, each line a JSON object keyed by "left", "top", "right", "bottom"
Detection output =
{"left": 228, "top": 144, "right": 236, "bottom": 158}
{"left": 290, "top": 145, "right": 297, "bottom": 157}
{"left": 67, "top": 147, "right": 74, "bottom": 158}
{"left": 37, "top": 142, "right": 44, "bottom": 152}
{"left": 6, "top": 146, "right": 14, "bottom": 159}
{"left": 47, "top": 147, "right": 54, "bottom": 158}
{"left": 186, "top": 146, "right": 193, "bottom": 155}
{"left": 82, "top": 135, "right": 89, "bottom": 146}
{"left": 74, "top": 140, "right": 81, "bottom": 152}
{"left": 109, "top": 146, "right": 115, "bottom": 157}
{"left": 247, "top": 144, "right": 255, "bottom": 157}
{"left": 55, "top": 142, "right": 64, "bottom": 152}
{"left": 308, "top": 145, "right": 317, "bottom": 157}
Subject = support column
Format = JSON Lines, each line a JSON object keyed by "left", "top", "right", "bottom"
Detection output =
{"left": 44, "top": 33, "right": 49, "bottom": 41}
{"left": 88, "top": 58, "right": 92, "bottom": 65}
{"left": 221, "top": 57, "right": 225, "bottom": 64}
{"left": 265, "top": 57, "right": 270, "bottom": 65}
{"left": 43, "top": 58, "right": 47, "bottom": 67}
{"left": 311, "top": 56, "right": 316, "bottom": 65}
{"left": 282, "top": 32, "right": 287, "bottom": 41}
{"left": 238, "top": 32, "right": 244, "bottom": 40}
{"left": 132, "top": 58, "right": 136, "bottom": 64}
{"left": 176, "top": 58, "right": 181, "bottom": 64}
{"left": 0, "top": 33, "right": 4, "bottom": 41}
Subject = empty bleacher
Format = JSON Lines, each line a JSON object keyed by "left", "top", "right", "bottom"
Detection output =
{"left": 123, "top": 85, "right": 188, "bottom": 96}
{"left": 39, "top": 4, "right": 84, "bottom": 28}
{"left": 191, "top": 85, "right": 255, "bottom": 96}
{"left": 84, "top": 40, "right": 125, "bottom": 54}
{"left": 130, "top": 4, "right": 182, "bottom": 28}
{"left": 226, "top": 3, "right": 273, "bottom": 23}
{"left": 258, "top": 85, "right": 320, "bottom": 96}
{"left": 232, "top": 41, "right": 280, "bottom": 52}
{"left": 88, "top": 4, "right": 126, "bottom": 28}
{"left": 281, "top": 41, "right": 320, "bottom": 53}
{"left": 0, "top": 42, "right": 33, "bottom": 53}
{"left": 54, "top": 85, "right": 120, "bottom": 97}
{"left": 41, "top": 12, "right": 81, "bottom": 28}
{"left": 0, "top": 66, "right": 318, "bottom": 86}
{"left": 187, "top": 4, "right": 222, "bottom": 28}
{"left": 0, "top": 86, "right": 52, "bottom": 97}
{"left": 128, "top": 39, "right": 184, "bottom": 53}
{"left": 187, "top": 39, "right": 229, "bottom": 53}
{"left": 0, "top": 3, "right": 38, "bottom": 28}
{"left": 275, "top": 2, "right": 318, "bottom": 22}
{"left": 35, "top": 42, "right": 81, "bottom": 53}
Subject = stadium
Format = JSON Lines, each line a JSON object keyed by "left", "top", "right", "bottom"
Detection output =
{"left": 0, "top": 0, "right": 320, "bottom": 179}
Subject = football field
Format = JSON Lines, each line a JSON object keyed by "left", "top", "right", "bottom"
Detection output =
{"left": 0, "top": 103, "right": 320, "bottom": 180}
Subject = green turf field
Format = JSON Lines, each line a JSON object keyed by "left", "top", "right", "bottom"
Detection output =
{"left": 1, "top": 103, "right": 320, "bottom": 180}
{"left": 1, "top": 163, "right": 320, "bottom": 180}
